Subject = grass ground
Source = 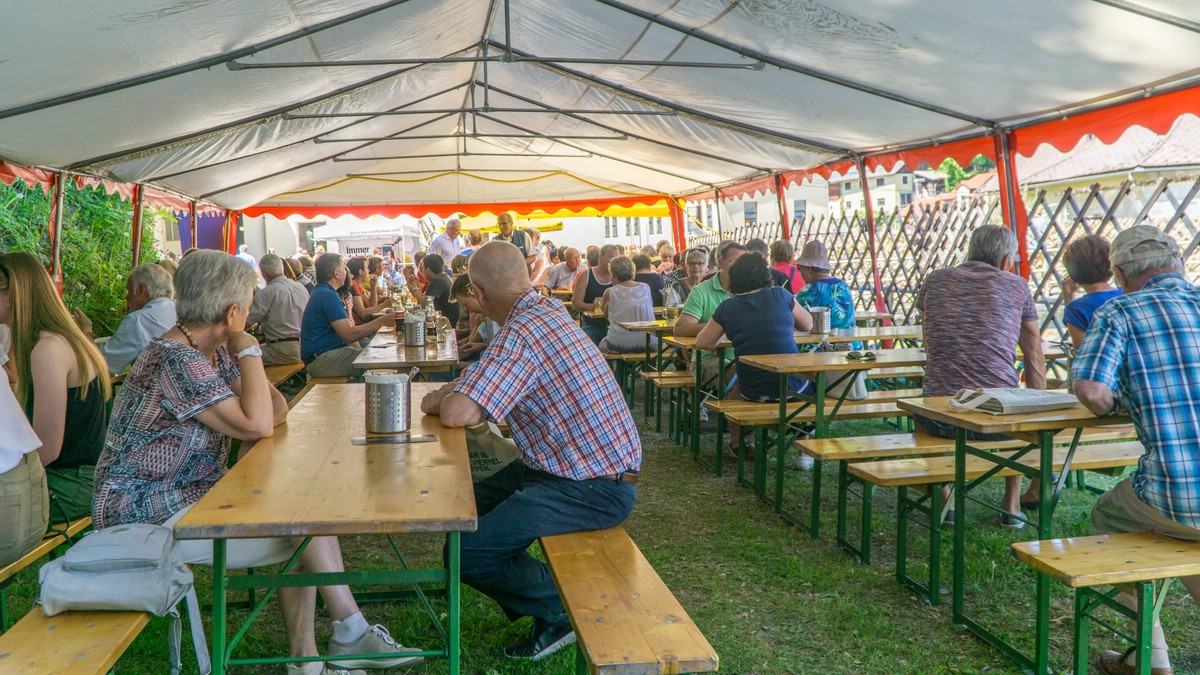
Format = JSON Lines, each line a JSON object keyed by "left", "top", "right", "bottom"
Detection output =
{"left": 4, "top": 395, "right": 1199, "bottom": 674}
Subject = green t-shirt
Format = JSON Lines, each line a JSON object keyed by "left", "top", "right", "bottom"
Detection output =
{"left": 680, "top": 275, "right": 734, "bottom": 360}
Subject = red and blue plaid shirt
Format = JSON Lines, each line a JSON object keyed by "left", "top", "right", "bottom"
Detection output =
{"left": 455, "top": 288, "right": 641, "bottom": 480}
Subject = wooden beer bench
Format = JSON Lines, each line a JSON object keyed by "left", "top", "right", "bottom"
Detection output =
{"left": 263, "top": 362, "right": 305, "bottom": 388}
{"left": 1012, "top": 532, "right": 1200, "bottom": 675}
{"left": 542, "top": 526, "right": 719, "bottom": 674}
{"left": 0, "top": 516, "right": 92, "bottom": 632}
{"left": 0, "top": 608, "right": 150, "bottom": 674}
{"left": 850, "top": 441, "right": 1143, "bottom": 605}
{"left": 798, "top": 426, "right": 1138, "bottom": 563}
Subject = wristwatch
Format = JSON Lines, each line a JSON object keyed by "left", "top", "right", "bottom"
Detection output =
{"left": 236, "top": 345, "right": 263, "bottom": 360}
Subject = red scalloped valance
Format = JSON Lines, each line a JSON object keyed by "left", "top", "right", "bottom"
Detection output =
{"left": 241, "top": 195, "right": 669, "bottom": 220}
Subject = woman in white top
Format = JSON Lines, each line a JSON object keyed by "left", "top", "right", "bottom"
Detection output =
{"left": 0, "top": 324, "right": 48, "bottom": 567}
{"left": 597, "top": 256, "right": 656, "bottom": 353}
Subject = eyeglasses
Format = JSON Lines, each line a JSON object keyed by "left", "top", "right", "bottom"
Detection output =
{"left": 845, "top": 351, "right": 877, "bottom": 361}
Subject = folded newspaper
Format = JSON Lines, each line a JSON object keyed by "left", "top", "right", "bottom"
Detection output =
{"left": 948, "top": 388, "right": 1080, "bottom": 415}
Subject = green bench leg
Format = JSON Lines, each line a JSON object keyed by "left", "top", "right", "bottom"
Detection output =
{"left": 836, "top": 462, "right": 876, "bottom": 564}
{"left": 575, "top": 644, "right": 588, "bottom": 675}
{"left": 895, "top": 484, "right": 944, "bottom": 605}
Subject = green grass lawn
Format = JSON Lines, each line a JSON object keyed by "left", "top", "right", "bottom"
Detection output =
{"left": 5, "top": 407, "right": 1199, "bottom": 674}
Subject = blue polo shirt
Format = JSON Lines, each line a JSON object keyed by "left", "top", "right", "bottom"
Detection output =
{"left": 301, "top": 282, "right": 350, "bottom": 360}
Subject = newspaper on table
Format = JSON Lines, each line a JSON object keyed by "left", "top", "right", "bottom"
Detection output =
{"left": 948, "top": 388, "right": 1080, "bottom": 416}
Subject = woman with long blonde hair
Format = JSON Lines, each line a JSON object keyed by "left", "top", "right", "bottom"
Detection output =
{"left": 0, "top": 252, "right": 110, "bottom": 521}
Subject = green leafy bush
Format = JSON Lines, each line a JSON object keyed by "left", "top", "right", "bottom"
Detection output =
{"left": 0, "top": 179, "right": 173, "bottom": 335}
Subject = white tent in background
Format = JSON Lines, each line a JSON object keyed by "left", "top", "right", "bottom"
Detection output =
{"left": 0, "top": 0, "right": 1195, "bottom": 218}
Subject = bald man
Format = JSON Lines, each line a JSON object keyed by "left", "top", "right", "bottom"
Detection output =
{"left": 421, "top": 241, "right": 641, "bottom": 661}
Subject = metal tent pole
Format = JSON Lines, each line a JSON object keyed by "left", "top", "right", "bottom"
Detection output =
{"left": 131, "top": 184, "right": 145, "bottom": 266}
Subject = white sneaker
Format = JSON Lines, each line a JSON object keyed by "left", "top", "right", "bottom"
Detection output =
{"left": 328, "top": 624, "right": 423, "bottom": 669}
{"left": 785, "top": 453, "right": 815, "bottom": 471}
{"left": 287, "top": 663, "right": 365, "bottom": 675}
{"left": 698, "top": 407, "right": 710, "bottom": 423}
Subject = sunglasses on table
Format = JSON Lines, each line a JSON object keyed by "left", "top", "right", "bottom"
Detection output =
{"left": 845, "top": 351, "right": 877, "bottom": 361}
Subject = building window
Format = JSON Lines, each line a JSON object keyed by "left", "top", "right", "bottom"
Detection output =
{"left": 633, "top": 218, "right": 640, "bottom": 236}
{"left": 847, "top": 182, "right": 857, "bottom": 191}
{"left": 705, "top": 203, "right": 714, "bottom": 227}
{"left": 793, "top": 199, "right": 807, "bottom": 222}
{"left": 163, "top": 219, "right": 180, "bottom": 242}
{"left": 900, "top": 193, "right": 913, "bottom": 205}
{"left": 876, "top": 178, "right": 885, "bottom": 187}
{"left": 902, "top": 175, "right": 909, "bottom": 185}
{"left": 744, "top": 202, "right": 758, "bottom": 226}
{"left": 876, "top": 197, "right": 887, "bottom": 209}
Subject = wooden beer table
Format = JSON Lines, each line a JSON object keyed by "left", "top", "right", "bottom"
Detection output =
{"left": 352, "top": 326, "right": 460, "bottom": 376}
{"left": 895, "top": 395, "right": 1129, "bottom": 675}
{"left": 174, "top": 382, "right": 477, "bottom": 674}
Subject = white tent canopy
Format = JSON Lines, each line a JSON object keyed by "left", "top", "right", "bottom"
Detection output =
{"left": 0, "top": 1, "right": 1197, "bottom": 211}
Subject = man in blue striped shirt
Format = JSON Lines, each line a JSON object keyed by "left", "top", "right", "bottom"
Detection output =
{"left": 1072, "top": 225, "right": 1200, "bottom": 675}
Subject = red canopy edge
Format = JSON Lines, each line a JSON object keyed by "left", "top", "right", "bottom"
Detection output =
{"left": 241, "top": 195, "right": 669, "bottom": 220}
{"left": 0, "top": 160, "right": 222, "bottom": 215}
{"left": 1012, "top": 83, "right": 1200, "bottom": 153}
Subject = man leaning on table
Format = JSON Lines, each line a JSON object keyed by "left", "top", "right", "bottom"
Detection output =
{"left": 915, "top": 224, "right": 1045, "bottom": 526}
{"left": 299, "top": 253, "right": 392, "bottom": 378}
{"left": 421, "top": 241, "right": 641, "bottom": 661}
{"left": 1072, "top": 226, "right": 1200, "bottom": 675}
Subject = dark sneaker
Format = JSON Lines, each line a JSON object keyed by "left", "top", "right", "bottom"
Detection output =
{"left": 503, "top": 619, "right": 576, "bottom": 661}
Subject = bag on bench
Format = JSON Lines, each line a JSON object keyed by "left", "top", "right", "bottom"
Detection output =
{"left": 38, "top": 523, "right": 211, "bottom": 675}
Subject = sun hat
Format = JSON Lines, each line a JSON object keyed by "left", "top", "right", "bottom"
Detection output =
{"left": 1109, "top": 226, "right": 1180, "bottom": 268}
{"left": 796, "top": 240, "right": 831, "bottom": 270}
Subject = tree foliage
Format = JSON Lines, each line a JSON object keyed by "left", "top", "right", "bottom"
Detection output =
{"left": 0, "top": 180, "right": 174, "bottom": 335}
{"left": 938, "top": 154, "right": 997, "bottom": 190}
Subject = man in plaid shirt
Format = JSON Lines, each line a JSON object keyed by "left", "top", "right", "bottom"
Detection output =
{"left": 1073, "top": 226, "right": 1200, "bottom": 675}
{"left": 421, "top": 241, "right": 641, "bottom": 661}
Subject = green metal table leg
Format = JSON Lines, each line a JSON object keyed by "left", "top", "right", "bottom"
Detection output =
{"left": 1133, "top": 581, "right": 1154, "bottom": 675}
{"left": 690, "top": 348, "right": 701, "bottom": 461}
{"left": 714, "top": 351, "right": 726, "bottom": 477}
{"left": 1074, "top": 588, "right": 1091, "bottom": 675}
{"left": 951, "top": 427, "right": 967, "bottom": 624}
{"left": 447, "top": 532, "right": 461, "bottom": 675}
{"left": 774, "top": 370, "right": 788, "bottom": 515}
{"left": 212, "top": 538, "right": 228, "bottom": 675}
{"left": 860, "top": 482, "right": 875, "bottom": 565}
{"left": 928, "top": 484, "right": 943, "bottom": 607}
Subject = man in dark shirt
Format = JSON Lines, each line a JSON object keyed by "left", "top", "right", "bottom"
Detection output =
{"left": 300, "top": 253, "right": 392, "bottom": 378}
{"left": 415, "top": 254, "right": 460, "bottom": 327}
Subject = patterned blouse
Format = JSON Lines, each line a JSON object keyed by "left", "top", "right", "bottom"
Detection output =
{"left": 92, "top": 338, "right": 239, "bottom": 529}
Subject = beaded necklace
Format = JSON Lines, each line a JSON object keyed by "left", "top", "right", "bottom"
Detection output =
{"left": 175, "top": 323, "right": 216, "bottom": 365}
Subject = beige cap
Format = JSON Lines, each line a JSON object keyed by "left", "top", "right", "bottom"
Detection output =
{"left": 1110, "top": 226, "right": 1180, "bottom": 267}
{"left": 796, "top": 240, "right": 831, "bottom": 270}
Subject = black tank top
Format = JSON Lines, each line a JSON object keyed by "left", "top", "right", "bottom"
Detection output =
{"left": 582, "top": 269, "right": 612, "bottom": 327}
{"left": 27, "top": 379, "right": 108, "bottom": 469}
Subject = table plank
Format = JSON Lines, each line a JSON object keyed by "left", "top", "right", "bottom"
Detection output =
{"left": 896, "top": 394, "right": 1130, "bottom": 435}
{"left": 618, "top": 319, "right": 676, "bottom": 333}
{"left": 174, "top": 383, "right": 476, "bottom": 540}
{"left": 352, "top": 328, "right": 459, "bottom": 370}
{"left": 664, "top": 326, "right": 922, "bottom": 352}
{"left": 1012, "top": 532, "right": 1200, "bottom": 588}
{"left": 739, "top": 348, "right": 928, "bottom": 373}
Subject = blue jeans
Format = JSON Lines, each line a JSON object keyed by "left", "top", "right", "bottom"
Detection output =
{"left": 452, "top": 461, "right": 636, "bottom": 623}
{"left": 914, "top": 414, "right": 1011, "bottom": 442}
{"left": 580, "top": 317, "right": 607, "bottom": 346}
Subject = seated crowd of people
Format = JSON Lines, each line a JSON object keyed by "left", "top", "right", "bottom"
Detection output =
{"left": 2, "top": 212, "right": 1196, "bottom": 674}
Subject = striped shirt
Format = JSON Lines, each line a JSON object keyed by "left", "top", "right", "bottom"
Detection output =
{"left": 454, "top": 288, "right": 641, "bottom": 480}
{"left": 916, "top": 261, "right": 1036, "bottom": 397}
{"left": 1071, "top": 273, "right": 1200, "bottom": 527}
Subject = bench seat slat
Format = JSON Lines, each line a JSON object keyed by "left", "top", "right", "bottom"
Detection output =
{"left": 799, "top": 426, "right": 1138, "bottom": 461}
{"left": 542, "top": 527, "right": 718, "bottom": 674}
{"left": 722, "top": 401, "right": 908, "bottom": 426}
{"left": 1012, "top": 532, "right": 1200, "bottom": 588}
{"left": 0, "top": 517, "right": 91, "bottom": 585}
{"left": 849, "top": 441, "right": 1143, "bottom": 487}
{"left": 263, "top": 362, "right": 305, "bottom": 387}
{"left": 0, "top": 609, "right": 150, "bottom": 675}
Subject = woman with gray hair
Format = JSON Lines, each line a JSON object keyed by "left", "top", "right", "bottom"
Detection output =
{"left": 93, "top": 250, "right": 421, "bottom": 674}
{"left": 667, "top": 247, "right": 709, "bottom": 305}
